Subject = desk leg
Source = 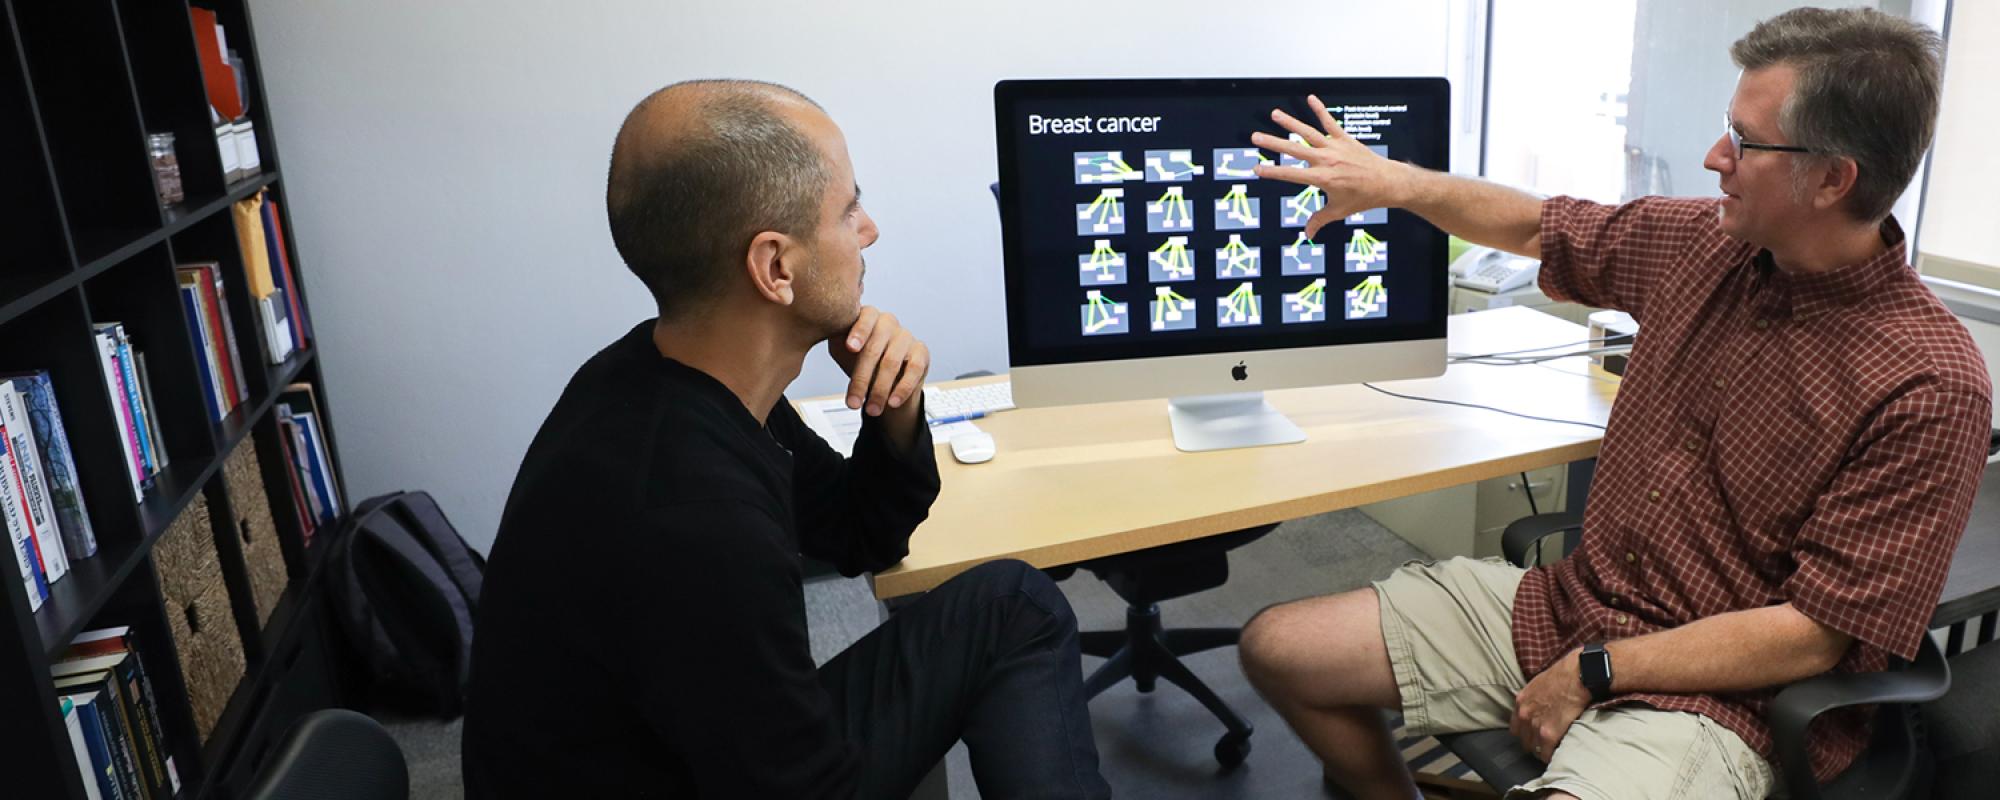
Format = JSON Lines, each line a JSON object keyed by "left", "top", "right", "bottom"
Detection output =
{"left": 1565, "top": 458, "right": 1597, "bottom": 553}
{"left": 877, "top": 589, "right": 954, "bottom": 800}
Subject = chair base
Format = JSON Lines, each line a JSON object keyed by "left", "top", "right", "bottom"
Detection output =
{"left": 1079, "top": 602, "right": 1254, "bottom": 768}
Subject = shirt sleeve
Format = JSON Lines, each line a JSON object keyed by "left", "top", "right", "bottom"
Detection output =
{"left": 631, "top": 500, "right": 861, "bottom": 798}
{"left": 769, "top": 397, "right": 942, "bottom": 576}
{"left": 1783, "top": 386, "right": 1991, "bottom": 660}
{"left": 1536, "top": 195, "right": 1714, "bottom": 322}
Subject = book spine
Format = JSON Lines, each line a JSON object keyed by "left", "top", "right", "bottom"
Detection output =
{"left": 0, "top": 385, "right": 67, "bottom": 583}
{"left": 0, "top": 429, "right": 49, "bottom": 608}
{"left": 132, "top": 355, "right": 169, "bottom": 473}
{"left": 280, "top": 414, "right": 325, "bottom": 523}
{"left": 294, "top": 415, "right": 335, "bottom": 522}
{"left": 179, "top": 286, "right": 225, "bottom": 421}
{"left": 264, "top": 198, "right": 312, "bottom": 346}
{"left": 69, "top": 694, "right": 124, "bottom": 800}
{"left": 94, "top": 331, "right": 144, "bottom": 497}
{"left": 110, "top": 329, "right": 156, "bottom": 476}
{"left": 64, "top": 697, "right": 106, "bottom": 800}
{"left": 110, "top": 655, "right": 168, "bottom": 800}
{"left": 93, "top": 671, "right": 149, "bottom": 800}
{"left": 116, "top": 631, "right": 179, "bottom": 797}
{"left": 208, "top": 268, "right": 251, "bottom": 404}
{"left": 192, "top": 268, "right": 239, "bottom": 409}
{"left": 24, "top": 373, "right": 96, "bottom": 558}
{"left": 272, "top": 422, "right": 315, "bottom": 542}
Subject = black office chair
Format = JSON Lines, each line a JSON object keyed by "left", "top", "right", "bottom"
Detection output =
{"left": 243, "top": 709, "right": 409, "bottom": 800}
{"left": 1437, "top": 511, "right": 1953, "bottom": 800}
{"left": 1047, "top": 525, "right": 1276, "bottom": 768}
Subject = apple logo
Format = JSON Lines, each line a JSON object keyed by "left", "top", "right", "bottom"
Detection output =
{"left": 1231, "top": 361, "right": 1248, "bottom": 381}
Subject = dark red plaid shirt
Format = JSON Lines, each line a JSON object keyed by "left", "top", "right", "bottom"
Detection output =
{"left": 1517, "top": 196, "right": 1991, "bottom": 783}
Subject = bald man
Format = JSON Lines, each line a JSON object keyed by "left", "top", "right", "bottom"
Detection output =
{"left": 463, "top": 81, "right": 1110, "bottom": 799}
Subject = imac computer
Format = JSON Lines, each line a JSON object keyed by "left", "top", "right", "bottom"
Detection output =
{"left": 993, "top": 77, "right": 1452, "bottom": 451}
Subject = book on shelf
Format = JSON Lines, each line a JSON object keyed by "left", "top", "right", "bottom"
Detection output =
{"left": 6, "top": 372, "right": 97, "bottom": 558}
{"left": 264, "top": 198, "right": 312, "bottom": 346}
{"left": 4, "top": 425, "right": 48, "bottom": 611}
{"left": 277, "top": 384, "right": 341, "bottom": 530}
{"left": 176, "top": 263, "right": 250, "bottom": 422}
{"left": 0, "top": 383, "right": 68, "bottom": 585}
{"left": 92, "top": 324, "right": 169, "bottom": 500}
{"left": 54, "top": 627, "right": 181, "bottom": 800}
{"left": 233, "top": 191, "right": 306, "bottom": 364}
{"left": 61, "top": 691, "right": 118, "bottom": 800}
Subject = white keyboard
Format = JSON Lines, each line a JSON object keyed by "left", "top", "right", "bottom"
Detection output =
{"left": 925, "top": 381, "right": 1015, "bottom": 420}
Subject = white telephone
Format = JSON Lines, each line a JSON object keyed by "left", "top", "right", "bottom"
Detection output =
{"left": 1450, "top": 245, "right": 1541, "bottom": 293}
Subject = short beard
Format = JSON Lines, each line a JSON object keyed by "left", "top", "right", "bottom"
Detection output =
{"left": 794, "top": 254, "right": 863, "bottom": 342}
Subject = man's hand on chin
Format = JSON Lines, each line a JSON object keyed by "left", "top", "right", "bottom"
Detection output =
{"left": 829, "top": 306, "right": 930, "bottom": 452}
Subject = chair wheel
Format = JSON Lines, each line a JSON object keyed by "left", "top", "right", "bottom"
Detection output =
{"left": 1215, "top": 730, "right": 1252, "bottom": 769}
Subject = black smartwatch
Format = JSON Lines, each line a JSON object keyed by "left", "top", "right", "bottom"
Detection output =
{"left": 1579, "top": 642, "right": 1614, "bottom": 704}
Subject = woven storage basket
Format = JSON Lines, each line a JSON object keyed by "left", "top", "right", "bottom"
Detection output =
{"left": 157, "top": 497, "right": 247, "bottom": 742}
{"left": 223, "top": 437, "right": 288, "bottom": 626}
{"left": 152, "top": 494, "right": 219, "bottom": 603}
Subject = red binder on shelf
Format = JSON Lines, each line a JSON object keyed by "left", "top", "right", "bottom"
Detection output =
{"left": 189, "top": 7, "right": 243, "bottom": 119}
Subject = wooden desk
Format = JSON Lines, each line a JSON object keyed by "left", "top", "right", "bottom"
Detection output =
{"left": 1936, "top": 461, "right": 2000, "bottom": 632}
{"left": 867, "top": 306, "right": 1618, "bottom": 599}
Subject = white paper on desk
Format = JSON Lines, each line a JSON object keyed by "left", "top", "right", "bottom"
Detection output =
{"left": 798, "top": 399, "right": 985, "bottom": 457}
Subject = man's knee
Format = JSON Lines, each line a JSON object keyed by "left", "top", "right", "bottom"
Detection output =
{"left": 950, "top": 558, "right": 1077, "bottom": 628}
{"left": 1238, "top": 589, "right": 1394, "bottom": 708}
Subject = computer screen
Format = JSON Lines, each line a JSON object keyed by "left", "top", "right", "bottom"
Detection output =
{"left": 994, "top": 78, "right": 1450, "bottom": 384}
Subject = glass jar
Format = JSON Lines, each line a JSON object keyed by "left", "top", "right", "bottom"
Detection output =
{"left": 147, "top": 132, "right": 185, "bottom": 206}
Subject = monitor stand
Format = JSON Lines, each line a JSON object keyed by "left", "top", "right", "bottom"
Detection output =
{"left": 1167, "top": 392, "right": 1307, "bottom": 452}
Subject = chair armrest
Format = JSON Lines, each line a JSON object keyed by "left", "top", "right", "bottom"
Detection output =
{"left": 1500, "top": 511, "right": 1585, "bottom": 566}
{"left": 1768, "top": 635, "right": 1950, "bottom": 800}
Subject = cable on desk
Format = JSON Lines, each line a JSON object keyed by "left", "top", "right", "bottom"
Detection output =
{"left": 1448, "top": 334, "right": 1633, "bottom": 363}
{"left": 1362, "top": 383, "right": 1609, "bottom": 431}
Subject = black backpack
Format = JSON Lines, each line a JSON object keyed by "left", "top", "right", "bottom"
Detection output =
{"left": 327, "top": 491, "right": 485, "bottom": 717}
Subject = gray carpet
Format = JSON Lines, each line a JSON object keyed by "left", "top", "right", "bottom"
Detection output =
{"left": 382, "top": 508, "right": 1423, "bottom": 799}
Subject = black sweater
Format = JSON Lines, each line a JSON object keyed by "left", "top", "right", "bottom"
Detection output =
{"left": 463, "top": 321, "right": 940, "bottom": 798}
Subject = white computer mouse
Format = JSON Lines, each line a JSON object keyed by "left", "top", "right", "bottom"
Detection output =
{"left": 949, "top": 431, "right": 997, "bottom": 464}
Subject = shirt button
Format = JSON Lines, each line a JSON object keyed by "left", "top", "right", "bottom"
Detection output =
{"left": 1683, "top": 438, "right": 1700, "bottom": 453}
{"left": 1626, "top": 551, "right": 1637, "bottom": 564}
{"left": 1616, "top": 613, "right": 1631, "bottom": 625}
{"left": 1648, "top": 490, "right": 1661, "bottom": 502}
{"left": 1610, "top": 595, "right": 1622, "bottom": 606}
{"left": 1713, "top": 377, "right": 1726, "bottom": 390}
{"left": 1755, "top": 319, "right": 1771, "bottom": 330}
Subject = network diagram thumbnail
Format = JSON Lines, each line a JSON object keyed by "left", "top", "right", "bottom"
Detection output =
{"left": 1345, "top": 276, "right": 1387, "bottom": 320}
{"left": 1215, "top": 235, "right": 1262, "bottom": 278}
{"left": 1217, "top": 282, "right": 1262, "bottom": 328}
{"left": 1214, "top": 184, "right": 1261, "bottom": 230}
{"left": 1147, "top": 186, "right": 1195, "bottom": 233}
{"left": 1278, "top": 133, "right": 1315, "bottom": 170}
{"left": 1282, "top": 185, "right": 1324, "bottom": 228}
{"left": 1211, "top": 148, "right": 1269, "bottom": 180}
{"left": 1078, "top": 240, "right": 1128, "bottom": 286}
{"left": 1074, "top": 151, "right": 1143, "bottom": 185}
{"left": 1282, "top": 278, "right": 1328, "bottom": 324}
{"left": 1150, "top": 286, "right": 1197, "bottom": 332}
{"left": 1076, "top": 188, "right": 1127, "bottom": 235}
{"left": 1145, "top": 149, "right": 1206, "bottom": 182}
{"left": 1344, "top": 229, "right": 1388, "bottom": 272}
{"left": 1149, "top": 236, "right": 1197, "bottom": 282}
{"left": 1282, "top": 232, "right": 1325, "bottom": 275}
{"left": 1081, "top": 290, "right": 1130, "bottom": 336}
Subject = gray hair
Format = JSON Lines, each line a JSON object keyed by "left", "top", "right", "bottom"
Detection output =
{"left": 606, "top": 80, "right": 831, "bottom": 320}
{"left": 1730, "top": 7, "right": 1942, "bottom": 222}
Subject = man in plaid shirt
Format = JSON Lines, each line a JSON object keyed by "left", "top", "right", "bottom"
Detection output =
{"left": 1237, "top": 8, "right": 1987, "bottom": 800}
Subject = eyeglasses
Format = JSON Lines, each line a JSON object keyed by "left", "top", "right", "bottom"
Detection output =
{"left": 1724, "top": 114, "right": 1814, "bottom": 160}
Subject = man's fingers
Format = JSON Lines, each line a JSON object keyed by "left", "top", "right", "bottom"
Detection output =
{"left": 1249, "top": 131, "right": 1315, "bottom": 163}
{"left": 867, "top": 336, "right": 912, "bottom": 414}
{"left": 1307, "top": 95, "right": 1350, "bottom": 143}
{"left": 1250, "top": 163, "right": 1321, "bottom": 187}
{"left": 1303, "top": 209, "right": 1344, "bottom": 241}
{"left": 844, "top": 306, "right": 881, "bottom": 352}
{"left": 888, "top": 343, "right": 928, "bottom": 410}
{"left": 1267, "top": 108, "right": 1333, "bottom": 149}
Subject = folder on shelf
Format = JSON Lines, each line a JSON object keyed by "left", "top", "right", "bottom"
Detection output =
{"left": 189, "top": 7, "right": 243, "bottom": 120}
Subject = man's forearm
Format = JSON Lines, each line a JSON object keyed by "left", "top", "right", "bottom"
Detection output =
{"left": 1604, "top": 603, "right": 1853, "bottom": 695}
{"left": 1394, "top": 165, "right": 1546, "bottom": 261}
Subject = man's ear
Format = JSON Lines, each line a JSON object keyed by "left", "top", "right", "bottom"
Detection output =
{"left": 1812, "top": 156, "right": 1860, "bottom": 213}
{"left": 745, "top": 231, "right": 798, "bottom": 306}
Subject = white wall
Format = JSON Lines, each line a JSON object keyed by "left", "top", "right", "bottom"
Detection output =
{"left": 248, "top": 0, "right": 1455, "bottom": 551}
{"left": 1918, "top": 0, "right": 1999, "bottom": 271}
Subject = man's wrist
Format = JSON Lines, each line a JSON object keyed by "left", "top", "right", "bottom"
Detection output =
{"left": 1578, "top": 642, "right": 1615, "bottom": 703}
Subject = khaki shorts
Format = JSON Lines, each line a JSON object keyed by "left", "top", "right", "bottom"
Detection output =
{"left": 1373, "top": 557, "right": 1777, "bottom": 800}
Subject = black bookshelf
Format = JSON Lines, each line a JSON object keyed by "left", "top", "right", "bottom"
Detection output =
{"left": 0, "top": 1, "right": 352, "bottom": 798}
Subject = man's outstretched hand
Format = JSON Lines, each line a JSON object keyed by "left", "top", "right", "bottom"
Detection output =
{"left": 1251, "top": 95, "right": 1413, "bottom": 240}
